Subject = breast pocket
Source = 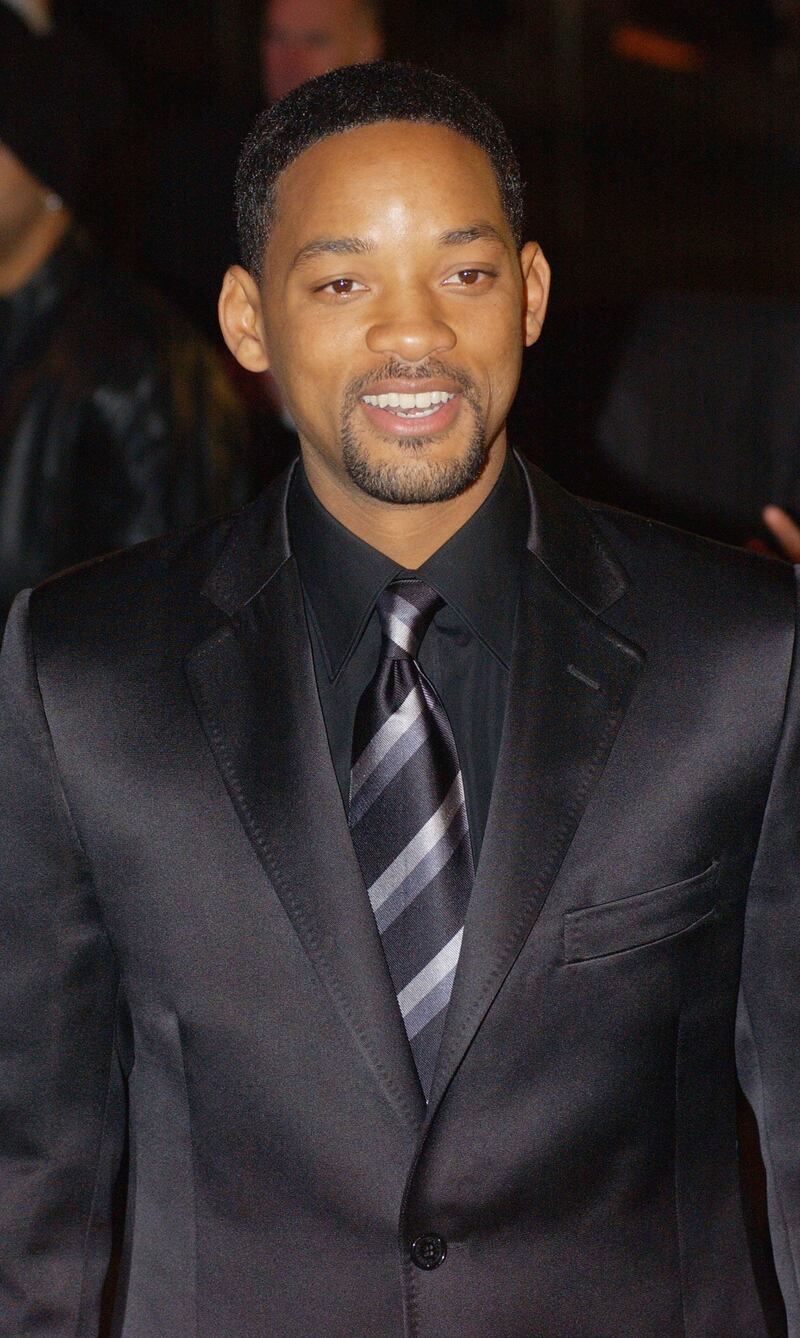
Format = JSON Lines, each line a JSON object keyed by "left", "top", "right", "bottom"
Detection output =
{"left": 563, "top": 862, "right": 719, "bottom": 964}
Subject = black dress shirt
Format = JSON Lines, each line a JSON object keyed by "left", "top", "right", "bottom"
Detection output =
{"left": 287, "top": 451, "right": 530, "bottom": 860}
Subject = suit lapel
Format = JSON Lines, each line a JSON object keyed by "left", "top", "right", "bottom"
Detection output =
{"left": 186, "top": 459, "right": 644, "bottom": 1129}
{"left": 426, "top": 460, "right": 645, "bottom": 1115}
{"left": 186, "top": 472, "right": 425, "bottom": 1131}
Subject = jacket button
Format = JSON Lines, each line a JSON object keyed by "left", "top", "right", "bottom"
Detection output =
{"left": 410, "top": 1233, "right": 447, "bottom": 1270}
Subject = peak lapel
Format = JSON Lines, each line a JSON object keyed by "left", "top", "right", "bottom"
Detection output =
{"left": 427, "top": 462, "right": 644, "bottom": 1115}
{"left": 187, "top": 474, "right": 425, "bottom": 1131}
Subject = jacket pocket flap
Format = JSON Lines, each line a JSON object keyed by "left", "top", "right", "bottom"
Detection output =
{"left": 563, "top": 862, "right": 719, "bottom": 963}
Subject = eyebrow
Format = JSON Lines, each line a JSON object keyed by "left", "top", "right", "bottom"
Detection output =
{"left": 437, "top": 222, "right": 506, "bottom": 247}
{"left": 289, "top": 220, "right": 507, "bottom": 272}
{"left": 290, "top": 236, "right": 376, "bottom": 270}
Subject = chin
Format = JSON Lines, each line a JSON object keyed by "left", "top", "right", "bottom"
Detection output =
{"left": 341, "top": 425, "right": 491, "bottom": 505}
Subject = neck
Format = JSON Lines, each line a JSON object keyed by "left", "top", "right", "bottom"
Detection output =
{"left": 0, "top": 207, "right": 71, "bottom": 298}
{"left": 301, "top": 435, "right": 508, "bottom": 568}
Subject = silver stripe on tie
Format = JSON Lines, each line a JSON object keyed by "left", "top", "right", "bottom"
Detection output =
{"left": 373, "top": 805, "right": 470, "bottom": 933}
{"left": 404, "top": 963, "right": 458, "bottom": 1040}
{"left": 350, "top": 683, "right": 425, "bottom": 797}
{"left": 397, "top": 927, "right": 464, "bottom": 1020}
{"left": 367, "top": 774, "right": 467, "bottom": 915}
{"left": 349, "top": 712, "right": 430, "bottom": 827}
{"left": 391, "top": 590, "right": 430, "bottom": 633}
{"left": 385, "top": 610, "right": 418, "bottom": 656}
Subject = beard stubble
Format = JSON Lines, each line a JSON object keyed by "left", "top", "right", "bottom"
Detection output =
{"left": 338, "top": 359, "right": 490, "bottom": 505}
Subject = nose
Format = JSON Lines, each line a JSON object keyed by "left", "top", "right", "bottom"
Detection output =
{"left": 366, "top": 291, "right": 456, "bottom": 363}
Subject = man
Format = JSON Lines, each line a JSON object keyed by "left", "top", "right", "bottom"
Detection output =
{"left": 261, "top": 0, "right": 385, "bottom": 102}
{"left": 0, "top": 61, "right": 798, "bottom": 1337}
{"left": 0, "top": 9, "right": 250, "bottom": 619}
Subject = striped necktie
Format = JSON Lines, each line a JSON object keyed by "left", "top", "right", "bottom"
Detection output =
{"left": 349, "top": 578, "right": 475, "bottom": 1098}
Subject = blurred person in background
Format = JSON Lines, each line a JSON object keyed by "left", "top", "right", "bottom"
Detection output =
{"left": 592, "top": 292, "right": 800, "bottom": 561}
{"left": 4, "top": 0, "right": 49, "bottom": 29}
{"left": 261, "top": 0, "right": 385, "bottom": 102}
{"left": 0, "top": 5, "right": 250, "bottom": 620}
{"left": 533, "top": 1, "right": 800, "bottom": 568}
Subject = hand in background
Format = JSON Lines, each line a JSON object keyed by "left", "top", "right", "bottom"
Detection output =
{"left": 763, "top": 506, "right": 800, "bottom": 562}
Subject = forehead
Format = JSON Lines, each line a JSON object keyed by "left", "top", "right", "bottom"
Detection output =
{"left": 270, "top": 121, "right": 505, "bottom": 250}
{"left": 265, "top": 0, "right": 359, "bottom": 32}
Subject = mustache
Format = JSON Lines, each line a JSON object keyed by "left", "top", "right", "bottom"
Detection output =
{"left": 342, "top": 358, "right": 480, "bottom": 410}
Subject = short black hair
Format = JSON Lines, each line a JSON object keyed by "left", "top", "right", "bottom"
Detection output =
{"left": 235, "top": 61, "right": 524, "bottom": 281}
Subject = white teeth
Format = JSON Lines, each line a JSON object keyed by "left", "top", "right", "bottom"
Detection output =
{"left": 361, "top": 389, "right": 455, "bottom": 412}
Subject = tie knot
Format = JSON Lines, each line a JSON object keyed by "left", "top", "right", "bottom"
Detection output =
{"left": 376, "top": 579, "right": 443, "bottom": 659}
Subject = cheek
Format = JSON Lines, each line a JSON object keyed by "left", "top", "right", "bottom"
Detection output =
{"left": 270, "top": 335, "right": 345, "bottom": 432}
{"left": 459, "top": 299, "right": 523, "bottom": 371}
{"left": 267, "top": 319, "right": 325, "bottom": 389}
{"left": 481, "top": 331, "right": 524, "bottom": 415}
{"left": 281, "top": 315, "right": 367, "bottom": 402}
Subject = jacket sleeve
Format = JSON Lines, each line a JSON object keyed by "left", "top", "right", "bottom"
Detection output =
{"left": 82, "top": 329, "right": 252, "bottom": 553}
{"left": 0, "top": 593, "right": 125, "bottom": 1336}
{"left": 736, "top": 569, "right": 800, "bottom": 1336}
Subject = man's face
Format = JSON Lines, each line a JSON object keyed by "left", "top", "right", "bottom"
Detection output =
{"left": 251, "top": 121, "right": 546, "bottom": 507}
{"left": 262, "top": 0, "right": 384, "bottom": 103}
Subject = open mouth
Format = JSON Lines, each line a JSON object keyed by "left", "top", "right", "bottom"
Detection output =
{"left": 357, "top": 383, "right": 463, "bottom": 437}
{"left": 360, "top": 389, "right": 456, "bottom": 420}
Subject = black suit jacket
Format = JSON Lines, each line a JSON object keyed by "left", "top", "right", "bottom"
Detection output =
{"left": 1, "top": 458, "right": 798, "bottom": 1337}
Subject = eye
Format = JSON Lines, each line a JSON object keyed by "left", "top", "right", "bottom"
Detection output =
{"left": 442, "top": 268, "right": 495, "bottom": 288}
{"left": 316, "top": 277, "right": 368, "bottom": 298}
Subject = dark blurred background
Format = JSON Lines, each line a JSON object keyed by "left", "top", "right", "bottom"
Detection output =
{"left": 57, "top": 0, "right": 800, "bottom": 305}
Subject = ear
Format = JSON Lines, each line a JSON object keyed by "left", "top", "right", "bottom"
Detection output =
{"left": 519, "top": 242, "right": 551, "bottom": 347}
{"left": 218, "top": 265, "right": 271, "bottom": 372}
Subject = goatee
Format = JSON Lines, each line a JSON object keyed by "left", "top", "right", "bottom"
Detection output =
{"left": 339, "top": 359, "right": 489, "bottom": 505}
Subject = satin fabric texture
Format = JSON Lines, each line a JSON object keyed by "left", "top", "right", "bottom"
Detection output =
{"left": 0, "top": 455, "right": 798, "bottom": 1336}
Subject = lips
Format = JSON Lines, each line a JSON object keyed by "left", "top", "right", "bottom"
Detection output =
{"left": 361, "top": 389, "right": 455, "bottom": 418}
{"left": 357, "top": 377, "right": 464, "bottom": 438}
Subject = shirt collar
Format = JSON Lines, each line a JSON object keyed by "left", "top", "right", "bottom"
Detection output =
{"left": 288, "top": 450, "right": 529, "bottom": 682}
